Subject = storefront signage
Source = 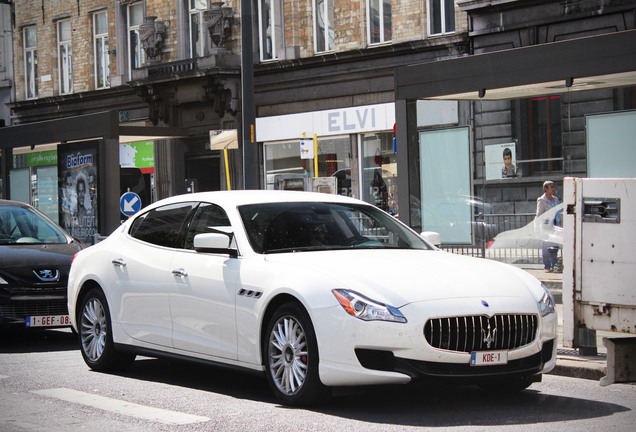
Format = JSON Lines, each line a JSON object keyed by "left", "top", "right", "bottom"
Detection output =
{"left": 25, "top": 151, "right": 57, "bottom": 167}
{"left": 256, "top": 102, "right": 395, "bottom": 142}
{"left": 120, "top": 141, "right": 155, "bottom": 173}
{"left": 327, "top": 107, "right": 377, "bottom": 133}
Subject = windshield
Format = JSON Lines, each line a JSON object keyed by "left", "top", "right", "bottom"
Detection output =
{"left": 239, "top": 201, "right": 433, "bottom": 254}
{"left": 0, "top": 205, "right": 68, "bottom": 245}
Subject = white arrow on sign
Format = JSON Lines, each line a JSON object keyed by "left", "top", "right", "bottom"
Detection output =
{"left": 123, "top": 195, "right": 139, "bottom": 213}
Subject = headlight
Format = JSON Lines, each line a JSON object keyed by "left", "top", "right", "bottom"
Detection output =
{"left": 0, "top": 276, "right": 8, "bottom": 284}
{"left": 539, "top": 285, "right": 556, "bottom": 317}
{"left": 332, "top": 289, "right": 407, "bottom": 323}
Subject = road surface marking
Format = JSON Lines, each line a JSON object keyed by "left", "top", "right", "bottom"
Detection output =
{"left": 31, "top": 388, "right": 209, "bottom": 425}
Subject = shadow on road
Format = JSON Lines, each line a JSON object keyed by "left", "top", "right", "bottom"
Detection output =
{"left": 113, "top": 357, "right": 275, "bottom": 404}
{"left": 105, "top": 357, "right": 629, "bottom": 427}
{"left": 311, "top": 382, "right": 630, "bottom": 427}
{"left": 0, "top": 327, "right": 78, "bottom": 354}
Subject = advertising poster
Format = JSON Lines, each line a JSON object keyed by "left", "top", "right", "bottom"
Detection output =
{"left": 485, "top": 143, "right": 518, "bottom": 180}
{"left": 58, "top": 143, "right": 98, "bottom": 244}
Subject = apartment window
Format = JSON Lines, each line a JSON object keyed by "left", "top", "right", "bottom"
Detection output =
{"left": 525, "top": 96, "right": 563, "bottom": 174}
{"left": 93, "top": 11, "right": 110, "bottom": 89}
{"left": 428, "top": 0, "right": 455, "bottom": 35}
{"left": 189, "top": 0, "right": 208, "bottom": 57}
{"left": 258, "top": 0, "right": 282, "bottom": 61}
{"left": 127, "top": 1, "right": 146, "bottom": 75}
{"left": 313, "top": 0, "right": 334, "bottom": 53}
{"left": 367, "top": 0, "right": 391, "bottom": 45}
{"left": 23, "top": 26, "right": 37, "bottom": 99}
{"left": 57, "top": 19, "right": 72, "bottom": 94}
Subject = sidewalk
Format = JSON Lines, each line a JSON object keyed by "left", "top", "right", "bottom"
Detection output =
{"left": 523, "top": 267, "right": 608, "bottom": 381}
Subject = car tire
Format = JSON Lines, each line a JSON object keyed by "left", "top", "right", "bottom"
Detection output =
{"left": 263, "top": 302, "right": 329, "bottom": 406}
{"left": 78, "top": 288, "right": 135, "bottom": 371}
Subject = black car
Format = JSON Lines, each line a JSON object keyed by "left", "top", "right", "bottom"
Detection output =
{"left": 0, "top": 199, "right": 83, "bottom": 328}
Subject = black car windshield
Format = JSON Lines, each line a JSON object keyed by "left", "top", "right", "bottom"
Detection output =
{"left": 239, "top": 201, "right": 433, "bottom": 254}
{"left": 0, "top": 205, "right": 68, "bottom": 245}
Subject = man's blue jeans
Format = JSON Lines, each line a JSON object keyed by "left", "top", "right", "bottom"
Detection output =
{"left": 542, "top": 241, "right": 559, "bottom": 270}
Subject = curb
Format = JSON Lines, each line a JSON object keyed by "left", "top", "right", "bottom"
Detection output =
{"left": 549, "top": 357, "right": 607, "bottom": 381}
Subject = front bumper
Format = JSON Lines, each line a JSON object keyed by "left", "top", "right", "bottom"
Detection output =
{"left": 0, "top": 293, "right": 68, "bottom": 326}
{"left": 313, "top": 299, "right": 558, "bottom": 387}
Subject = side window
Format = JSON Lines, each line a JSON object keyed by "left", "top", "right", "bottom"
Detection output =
{"left": 129, "top": 202, "right": 196, "bottom": 248}
{"left": 184, "top": 203, "right": 233, "bottom": 250}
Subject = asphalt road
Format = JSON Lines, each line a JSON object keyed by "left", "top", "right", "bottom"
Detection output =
{"left": 1, "top": 328, "right": 634, "bottom": 432}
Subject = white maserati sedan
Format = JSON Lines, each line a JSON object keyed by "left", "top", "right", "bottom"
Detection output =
{"left": 68, "top": 190, "right": 557, "bottom": 405}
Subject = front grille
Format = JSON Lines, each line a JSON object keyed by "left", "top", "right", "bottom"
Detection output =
{"left": 0, "top": 300, "right": 68, "bottom": 320}
{"left": 424, "top": 314, "right": 538, "bottom": 353}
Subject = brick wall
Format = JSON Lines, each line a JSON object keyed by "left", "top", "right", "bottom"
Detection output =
{"left": 12, "top": 0, "right": 119, "bottom": 100}
{"left": 11, "top": 0, "right": 466, "bottom": 101}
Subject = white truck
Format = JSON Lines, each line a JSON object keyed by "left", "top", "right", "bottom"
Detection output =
{"left": 562, "top": 177, "right": 636, "bottom": 385}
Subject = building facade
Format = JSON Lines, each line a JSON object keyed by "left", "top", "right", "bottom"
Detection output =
{"left": 1, "top": 1, "right": 635, "bottom": 250}
{"left": 1, "top": 0, "right": 242, "bottom": 241}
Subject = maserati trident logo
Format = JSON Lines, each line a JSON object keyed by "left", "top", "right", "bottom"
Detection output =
{"left": 481, "top": 320, "right": 497, "bottom": 349}
{"left": 33, "top": 269, "right": 60, "bottom": 282}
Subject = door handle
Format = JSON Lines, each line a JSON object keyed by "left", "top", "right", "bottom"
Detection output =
{"left": 172, "top": 268, "right": 188, "bottom": 277}
{"left": 111, "top": 258, "right": 126, "bottom": 267}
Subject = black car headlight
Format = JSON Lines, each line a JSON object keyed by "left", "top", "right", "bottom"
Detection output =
{"left": 332, "top": 289, "right": 407, "bottom": 323}
{"left": 539, "top": 285, "right": 556, "bottom": 317}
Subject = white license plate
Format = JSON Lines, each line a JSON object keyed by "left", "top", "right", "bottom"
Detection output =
{"left": 470, "top": 350, "right": 508, "bottom": 366}
{"left": 26, "top": 315, "right": 71, "bottom": 328}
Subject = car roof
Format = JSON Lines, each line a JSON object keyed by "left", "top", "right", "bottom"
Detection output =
{"left": 143, "top": 190, "right": 366, "bottom": 211}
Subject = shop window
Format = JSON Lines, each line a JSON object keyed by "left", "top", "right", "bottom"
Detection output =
{"left": 23, "top": 26, "right": 37, "bottom": 99}
{"left": 361, "top": 133, "right": 397, "bottom": 215}
{"left": 428, "top": 0, "right": 455, "bottom": 36}
{"left": 93, "top": 11, "right": 110, "bottom": 89}
{"left": 313, "top": 0, "right": 334, "bottom": 53}
{"left": 189, "top": 0, "right": 209, "bottom": 58}
{"left": 264, "top": 137, "right": 351, "bottom": 195}
{"left": 524, "top": 95, "right": 563, "bottom": 175}
{"left": 57, "top": 19, "right": 72, "bottom": 95}
{"left": 258, "top": 0, "right": 283, "bottom": 61}
{"left": 127, "top": 1, "right": 146, "bottom": 76}
{"left": 367, "top": 0, "right": 391, "bottom": 45}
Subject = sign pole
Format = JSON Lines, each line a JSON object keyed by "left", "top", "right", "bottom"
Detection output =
{"left": 313, "top": 134, "right": 318, "bottom": 177}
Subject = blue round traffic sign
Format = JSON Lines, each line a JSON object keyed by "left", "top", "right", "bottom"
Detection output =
{"left": 120, "top": 191, "right": 142, "bottom": 216}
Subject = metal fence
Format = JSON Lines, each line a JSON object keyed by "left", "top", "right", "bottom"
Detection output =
{"left": 440, "top": 212, "right": 546, "bottom": 265}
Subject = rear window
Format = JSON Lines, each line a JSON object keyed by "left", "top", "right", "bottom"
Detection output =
{"left": 129, "top": 202, "right": 196, "bottom": 248}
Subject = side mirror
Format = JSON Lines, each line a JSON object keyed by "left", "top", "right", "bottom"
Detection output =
{"left": 421, "top": 231, "right": 441, "bottom": 247}
{"left": 193, "top": 233, "right": 238, "bottom": 258}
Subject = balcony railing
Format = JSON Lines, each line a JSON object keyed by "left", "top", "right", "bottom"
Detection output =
{"left": 147, "top": 59, "right": 199, "bottom": 79}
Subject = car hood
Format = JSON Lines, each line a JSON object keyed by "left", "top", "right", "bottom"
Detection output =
{"left": 0, "top": 244, "right": 80, "bottom": 285}
{"left": 264, "top": 249, "right": 541, "bottom": 307}
{"left": 0, "top": 243, "right": 79, "bottom": 266}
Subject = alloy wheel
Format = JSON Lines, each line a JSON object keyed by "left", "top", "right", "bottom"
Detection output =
{"left": 80, "top": 297, "right": 107, "bottom": 362}
{"left": 268, "top": 315, "right": 309, "bottom": 395}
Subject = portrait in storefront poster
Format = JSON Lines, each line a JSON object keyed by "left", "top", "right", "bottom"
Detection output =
{"left": 58, "top": 142, "right": 98, "bottom": 244}
{"left": 485, "top": 143, "right": 518, "bottom": 181}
